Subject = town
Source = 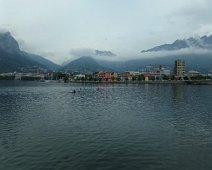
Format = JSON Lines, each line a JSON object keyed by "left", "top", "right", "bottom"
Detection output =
{"left": 0, "top": 59, "right": 211, "bottom": 84}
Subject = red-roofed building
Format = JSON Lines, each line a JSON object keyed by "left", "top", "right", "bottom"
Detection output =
{"left": 97, "top": 71, "right": 118, "bottom": 81}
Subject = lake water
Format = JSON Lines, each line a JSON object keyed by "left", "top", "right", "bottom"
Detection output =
{"left": 0, "top": 81, "right": 212, "bottom": 170}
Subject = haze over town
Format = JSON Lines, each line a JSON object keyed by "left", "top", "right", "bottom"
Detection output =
{"left": 1, "top": 0, "right": 212, "bottom": 64}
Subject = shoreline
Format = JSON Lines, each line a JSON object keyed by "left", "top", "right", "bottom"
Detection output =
{"left": 68, "top": 80, "right": 186, "bottom": 84}
{"left": 0, "top": 80, "right": 212, "bottom": 85}
{"left": 68, "top": 80, "right": 212, "bottom": 85}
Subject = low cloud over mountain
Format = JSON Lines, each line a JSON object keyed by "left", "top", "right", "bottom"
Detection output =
{"left": 61, "top": 56, "right": 107, "bottom": 73}
{"left": 69, "top": 48, "right": 116, "bottom": 58}
{"left": 141, "top": 35, "right": 212, "bottom": 53}
{"left": 95, "top": 50, "right": 116, "bottom": 57}
{"left": 0, "top": 32, "right": 60, "bottom": 72}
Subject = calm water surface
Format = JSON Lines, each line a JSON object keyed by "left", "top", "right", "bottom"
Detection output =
{"left": 0, "top": 81, "right": 212, "bottom": 170}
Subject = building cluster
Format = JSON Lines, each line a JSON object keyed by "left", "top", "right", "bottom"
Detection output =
{"left": 68, "top": 65, "right": 172, "bottom": 82}
{"left": 0, "top": 72, "right": 52, "bottom": 81}
{"left": 0, "top": 60, "right": 211, "bottom": 81}
{"left": 70, "top": 59, "right": 211, "bottom": 82}
{"left": 0, "top": 66, "right": 51, "bottom": 81}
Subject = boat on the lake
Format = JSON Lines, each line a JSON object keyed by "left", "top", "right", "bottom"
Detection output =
{"left": 68, "top": 90, "right": 76, "bottom": 93}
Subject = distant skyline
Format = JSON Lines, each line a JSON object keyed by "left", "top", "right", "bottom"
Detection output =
{"left": 1, "top": 0, "right": 212, "bottom": 64}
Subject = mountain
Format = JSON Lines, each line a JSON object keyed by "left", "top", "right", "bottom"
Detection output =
{"left": 0, "top": 32, "right": 60, "bottom": 72}
{"left": 61, "top": 55, "right": 212, "bottom": 74}
{"left": 1, "top": 31, "right": 211, "bottom": 73}
{"left": 124, "top": 54, "right": 212, "bottom": 73}
{"left": 141, "top": 35, "right": 212, "bottom": 52}
{"left": 26, "top": 53, "right": 60, "bottom": 71}
{"left": 98, "top": 54, "right": 212, "bottom": 73}
{"left": 96, "top": 35, "right": 212, "bottom": 73}
{"left": 62, "top": 56, "right": 108, "bottom": 73}
{"left": 0, "top": 32, "right": 20, "bottom": 54}
{"left": 132, "top": 35, "right": 212, "bottom": 73}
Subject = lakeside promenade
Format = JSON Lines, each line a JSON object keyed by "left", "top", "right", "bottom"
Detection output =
{"left": 1, "top": 79, "right": 212, "bottom": 85}
{"left": 68, "top": 80, "right": 212, "bottom": 85}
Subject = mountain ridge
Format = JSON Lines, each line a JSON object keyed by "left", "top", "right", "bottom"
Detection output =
{"left": 1, "top": 32, "right": 212, "bottom": 73}
{"left": 141, "top": 35, "right": 212, "bottom": 52}
{"left": 0, "top": 32, "right": 21, "bottom": 54}
{"left": 61, "top": 56, "right": 108, "bottom": 73}
{"left": 0, "top": 32, "right": 60, "bottom": 72}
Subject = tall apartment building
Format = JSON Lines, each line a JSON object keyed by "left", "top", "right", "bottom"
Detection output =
{"left": 174, "top": 59, "right": 185, "bottom": 79}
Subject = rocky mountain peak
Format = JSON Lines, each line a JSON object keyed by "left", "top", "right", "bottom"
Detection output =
{"left": 141, "top": 35, "right": 212, "bottom": 53}
{"left": 0, "top": 32, "right": 20, "bottom": 54}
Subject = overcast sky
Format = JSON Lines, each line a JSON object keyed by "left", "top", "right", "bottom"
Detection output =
{"left": 1, "top": 0, "right": 212, "bottom": 64}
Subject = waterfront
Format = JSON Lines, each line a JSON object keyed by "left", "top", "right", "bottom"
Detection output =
{"left": 0, "top": 81, "right": 212, "bottom": 170}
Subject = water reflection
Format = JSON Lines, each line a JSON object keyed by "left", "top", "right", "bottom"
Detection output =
{"left": 172, "top": 84, "right": 186, "bottom": 104}
{"left": 0, "top": 82, "right": 212, "bottom": 170}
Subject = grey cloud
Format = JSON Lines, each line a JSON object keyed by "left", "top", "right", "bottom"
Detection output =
{"left": 138, "top": 48, "right": 212, "bottom": 60}
{"left": 69, "top": 48, "right": 116, "bottom": 58}
{"left": 69, "top": 48, "right": 96, "bottom": 58}
{"left": 16, "top": 38, "right": 30, "bottom": 51}
{"left": 1, "top": 0, "right": 212, "bottom": 63}
{"left": 96, "top": 47, "right": 212, "bottom": 62}
{"left": 172, "top": 0, "right": 212, "bottom": 30}
{"left": 0, "top": 28, "right": 8, "bottom": 33}
{"left": 95, "top": 50, "right": 116, "bottom": 57}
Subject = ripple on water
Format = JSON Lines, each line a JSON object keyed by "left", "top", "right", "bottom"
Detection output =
{"left": 0, "top": 82, "right": 212, "bottom": 170}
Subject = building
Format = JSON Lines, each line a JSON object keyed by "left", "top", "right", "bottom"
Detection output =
{"left": 121, "top": 71, "right": 134, "bottom": 81}
{"left": 174, "top": 59, "right": 185, "bottom": 79}
{"left": 188, "top": 70, "right": 200, "bottom": 78}
{"left": 160, "top": 69, "right": 171, "bottom": 76}
{"left": 143, "top": 73, "right": 151, "bottom": 81}
{"left": 74, "top": 74, "right": 86, "bottom": 80}
{"left": 97, "top": 71, "right": 118, "bottom": 81}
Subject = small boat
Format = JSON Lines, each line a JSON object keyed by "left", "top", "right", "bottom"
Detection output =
{"left": 68, "top": 90, "right": 76, "bottom": 93}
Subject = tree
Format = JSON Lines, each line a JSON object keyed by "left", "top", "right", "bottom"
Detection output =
{"left": 190, "top": 75, "right": 205, "bottom": 80}
{"left": 162, "top": 75, "right": 170, "bottom": 80}
{"left": 132, "top": 76, "right": 137, "bottom": 81}
{"left": 138, "top": 75, "right": 145, "bottom": 81}
{"left": 85, "top": 74, "right": 93, "bottom": 81}
{"left": 149, "top": 76, "right": 155, "bottom": 81}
